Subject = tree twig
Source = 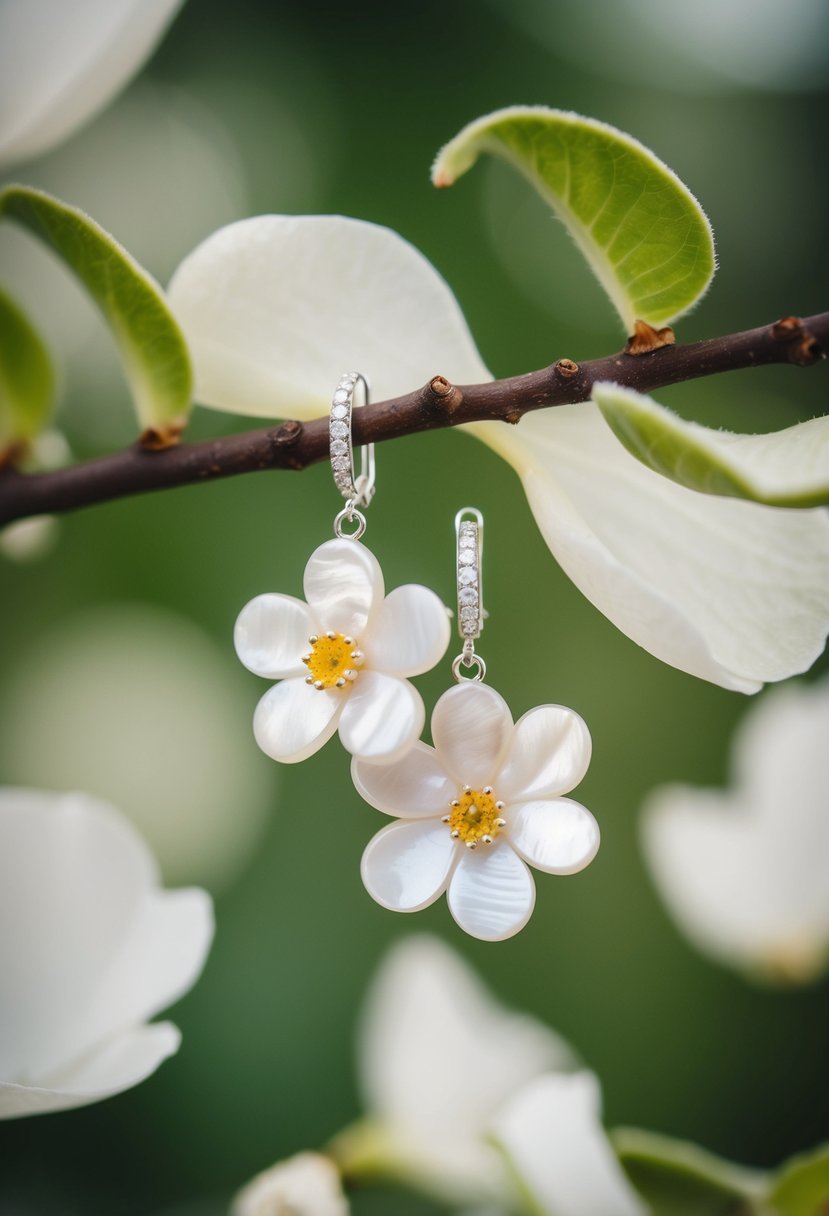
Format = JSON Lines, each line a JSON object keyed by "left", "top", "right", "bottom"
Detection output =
{"left": 0, "top": 311, "right": 825, "bottom": 526}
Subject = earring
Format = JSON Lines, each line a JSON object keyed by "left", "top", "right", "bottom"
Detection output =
{"left": 352, "top": 507, "right": 600, "bottom": 941}
{"left": 234, "top": 373, "right": 451, "bottom": 764}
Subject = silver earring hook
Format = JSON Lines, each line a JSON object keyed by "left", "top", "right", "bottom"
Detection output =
{"left": 330, "top": 373, "right": 376, "bottom": 533}
{"left": 452, "top": 507, "right": 487, "bottom": 683}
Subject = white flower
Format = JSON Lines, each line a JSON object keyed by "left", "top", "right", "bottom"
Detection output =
{"left": 491, "top": 1072, "right": 648, "bottom": 1216}
{"left": 0, "top": 787, "right": 213, "bottom": 1119}
{"left": 168, "top": 214, "right": 829, "bottom": 693}
{"left": 233, "top": 1152, "right": 348, "bottom": 1216}
{"left": 331, "top": 935, "right": 576, "bottom": 1205}
{"left": 234, "top": 537, "right": 450, "bottom": 764}
{"left": 352, "top": 682, "right": 598, "bottom": 941}
{"left": 642, "top": 677, "right": 829, "bottom": 984}
{"left": 0, "top": 0, "right": 185, "bottom": 168}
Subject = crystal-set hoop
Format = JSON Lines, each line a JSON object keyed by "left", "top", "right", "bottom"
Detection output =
{"left": 452, "top": 507, "right": 486, "bottom": 683}
{"left": 331, "top": 372, "right": 375, "bottom": 539}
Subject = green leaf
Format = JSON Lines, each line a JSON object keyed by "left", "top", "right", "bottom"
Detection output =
{"left": 432, "top": 106, "right": 716, "bottom": 331}
{"left": 613, "top": 1128, "right": 767, "bottom": 1216}
{"left": 768, "top": 1142, "right": 829, "bottom": 1216}
{"left": 0, "top": 285, "right": 55, "bottom": 454}
{"left": 593, "top": 382, "right": 829, "bottom": 507}
{"left": 0, "top": 185, "right": 192, "bottom": 441}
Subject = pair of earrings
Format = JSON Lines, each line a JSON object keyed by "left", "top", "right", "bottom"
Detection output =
{"left": 234, "top": 374, "right": 600, "bottom": 941}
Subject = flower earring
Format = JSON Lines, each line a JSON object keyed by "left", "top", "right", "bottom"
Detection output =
{"left": 353, "top": 507, "right": 601, "bottom": 941}
{"left": 234, "top": 373, "right": 451, "bottom": 764}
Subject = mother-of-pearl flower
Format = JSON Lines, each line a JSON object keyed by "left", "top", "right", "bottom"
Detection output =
{"left": 235, "top": 537, "right": 450, "bottom": 765}
{"left": 353, "top": 681, "right": 599, "bottom": 940}
{"left": 0, "top": 787, "right": 213, "bottom": 1119}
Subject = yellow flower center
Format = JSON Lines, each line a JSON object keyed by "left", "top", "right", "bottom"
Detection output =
{"left": 446, "top": 787, "right": 505, "bottom": 850}
{"left": 302, "top": 632, "right": 363, "bottom": 690}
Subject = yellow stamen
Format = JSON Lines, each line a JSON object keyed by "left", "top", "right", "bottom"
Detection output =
{"left": 303, "top": 632, "right": 361, "bottom": 689}
{"left": 447, "top": 788, "right": 503, "bottom": 845}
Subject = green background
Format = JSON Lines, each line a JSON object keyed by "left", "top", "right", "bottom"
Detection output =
{"left": 1, "top": 1, "right": 828, "bottom": 1212}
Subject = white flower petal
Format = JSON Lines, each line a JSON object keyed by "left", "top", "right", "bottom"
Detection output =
{"left": 447, "top": 840, "right": 535, "bottom": 941}
{"left": 76, "top": 888, "right": 213, "bottom": 1054}
{"left": 366, "top": 585, "right": 451, "bottom": 677}
{"left": 0, "top": 0, "right": 184, "bottom": 167}
{"left": 233, "top": 1152, "right": 349, "bottom": 1216}
{"left": 0, "top": 788, "right": 210, "bottom": 1115}
{"left": 253, "top": 679, "right": 342, "bottom": 764}
{"left": 358, "top": 935, "right": 575, "bottom": 1203}
{"left": 498, "top": 704, "right": 592, "bottom": 801}
{"left": 361, "top": 820, "right": 457, "bottom": 912}
{"left": 234, "top": 594, "right": 315, "bottom": 679}
{"left": 492, "top": 1072, "right": 647, "bottom": 1216}
{"left": 642, "top": 678, "right": 829, "bottom": 983}
{"left": 0, "top": 1023, "right": 180, "bottom": 1120}
{"left": 337, "top": 671, "right": 424, "bottom": 763}
{"left": 351, "top": 742, "right": 456, "bottom": 817}
{"left": 303, "top": 539, "right": 383, "bottom": 639}
{"left": 431, "top": 683, "right": 513, "bottom": 789}
{"left": 509, "top": 799, "right": 600, "bottom": 875}
{"left": 475, "top": 405, "right": 829, "bottom": 691}
{"left": 167, "top": 214, "right": 491, "bottom": 418}
{"left": 0, "top": 788, "right": 154, "bottom": 1081}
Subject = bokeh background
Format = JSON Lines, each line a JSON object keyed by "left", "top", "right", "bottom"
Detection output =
{"left": 1, "top": 0, "right": 828, "bottom": 1211}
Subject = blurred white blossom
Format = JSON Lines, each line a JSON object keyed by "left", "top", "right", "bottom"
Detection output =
{"left": 642, "top": 678, "right": 829, "bottom": 984}
{"left": 492, "top": 1072, "right": 647, "bottom": 1216}
{"left": 0, "top": 604, "right": 274, "bottom": 891}
{"left": 0, "top": 786, "right": 212, "bottom": 1118}
{"left": 233, "top": 1153, "right": 349, "bottom": 1216}
{"left": 168, "top": 214, "right": 829, "bottom": 693}
{"left": 331, "top": 935, "right": 576, "bottom": 1206}
{"left": 0, "top": 0, "right": 184, "bottom": 167}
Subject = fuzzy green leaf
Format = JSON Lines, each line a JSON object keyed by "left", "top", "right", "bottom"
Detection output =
{"left": 594, "top": 382, "right": 829, "bottom": 507}
{"left": 0, "top": 185, "right": 191, "bottom": 437}
{"left": 613, "top": 1128, "right": 767, "bottom": 1216}
{"left": 433, "top": 106, "right": 716, "bottom": 331}
{"left": 769, "top": 1143, "right": 829, "bottom": 1216}
{"left": 0, "top": 285, "right": 54, "bottom": 453}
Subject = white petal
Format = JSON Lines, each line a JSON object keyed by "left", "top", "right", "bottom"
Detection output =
{"left": 358, "top": 936, "right": 575, "bottom": 1202}
{"left": 642, "top": 678, "right": 829, "bottom": 983}
{"left": 475, "top": 405, "right": 829, "bottom": 691}
{"left": 234, "top": 593, "right": 315, "bottom": 679}
{"left": 75, "top": 888, "right": 213, "bottom": 1054}
{"left": 361, "top": 820, "right": 457, "bottom": 912}
{"left": 447, "top": 840, "right": 535, "bottom": 941}
{"left": 498, "top": 704, "right": 592, "bottom": 801}
{"left": 233, "top": 1153, "right": 349, "bottom": 1216}
{"left": 0, "top": 0, "right": 184, "bottom": 167}
{"left": 0, "top": 788, "right": 155, "bottom": 1081}
{"left": 0, "top": 1023, "right": 180, "bottom": 1120}
{"left": 366, "top": 585, "right": 451, "bottom": 677}
{"left": 351, "top": 742, "right": 456, "bottom": 817}
{"left": 431, "top": 682, "right": 513, "bottom": 789}
{"left": 253, "top": 679, "right": 342, "bottom": 764}
{"left": 303, "top": 539, "right": 383, "bottom": 639}
{"left": 168, "top": 214, "right": 491, "bottom": 419}
{"left": 509, "top": 799, "right": 600, "bottom": 875}
{"left": 492, "top": 1072, "right": 648, "bottom": 1216}
{"left": 338, "top": 671, "right": 424, "bottom": 763}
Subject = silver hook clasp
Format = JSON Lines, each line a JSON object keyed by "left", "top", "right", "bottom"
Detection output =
{"left": 330, "top": 372, "right": 376, "bottom": 513}
{"left": 453, "top": 507, "right": 487, "bottom": 682}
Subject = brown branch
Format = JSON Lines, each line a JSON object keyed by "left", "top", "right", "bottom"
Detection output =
{"left": 0, "top": 311, "right": 825, "bottom": 526}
